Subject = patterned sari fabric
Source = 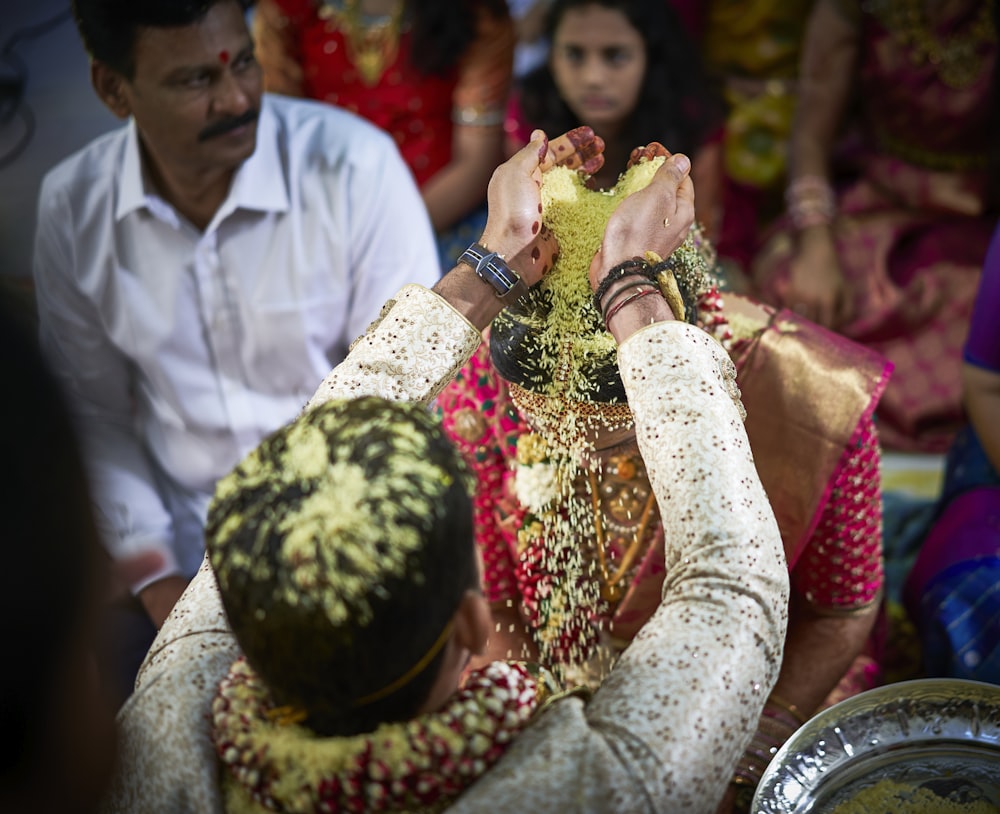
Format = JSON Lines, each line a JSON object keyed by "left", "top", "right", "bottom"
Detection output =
{"left": 435, "top": 296, "right": 891, "bottom": 696}
{"left": 753, "top": 0, "right": 997, "bottom": 452}
{"left": 670, "top": 0, "right": 817, "bottom": 269}
{"left": 902, "top": 222, "right": 1000, "bottom": 684}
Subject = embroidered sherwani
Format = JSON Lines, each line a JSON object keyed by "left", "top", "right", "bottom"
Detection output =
{"left": 101, "top": 285, "right": 789, "bottom": 814}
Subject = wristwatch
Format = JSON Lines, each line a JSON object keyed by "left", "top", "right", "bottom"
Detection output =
{"left": 458, "top": 243, "right": 530, "bottom": 307}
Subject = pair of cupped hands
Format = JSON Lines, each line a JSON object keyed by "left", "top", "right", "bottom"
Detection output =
{"left": 479, "top": 126, "right": 695, "bottom": 314}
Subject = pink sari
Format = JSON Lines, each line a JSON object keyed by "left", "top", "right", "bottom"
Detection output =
{"left": 753, "top": 3, "right": 997, "bottom": 452}
{"left": 435, "top": 296, "right": 891, "bottom": 678}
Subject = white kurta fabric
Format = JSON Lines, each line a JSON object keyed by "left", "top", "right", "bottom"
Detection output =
{"left": 102, "top": 288, "right": 788, "bottom": 814}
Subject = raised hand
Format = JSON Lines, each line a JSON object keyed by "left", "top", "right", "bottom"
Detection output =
{"left": 589, "top": 152, "right": 695, "bottom": 294}
{"left": 481, "top": 127, "right": 604, "bottom": 289}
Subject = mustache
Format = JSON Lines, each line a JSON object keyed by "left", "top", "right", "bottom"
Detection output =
{"left": 197, "top": 109, "right": 259, "bottom": 142}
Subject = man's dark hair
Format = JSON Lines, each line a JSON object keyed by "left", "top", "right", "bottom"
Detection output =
{"left": 72, "top": 0, "right": 254, "bottom": 78}
{"left": 207, "top": 397, "right": 478, "bottom": 737}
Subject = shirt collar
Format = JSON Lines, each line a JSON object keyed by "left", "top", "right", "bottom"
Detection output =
{"left": 114, "top": 99, "right": 290, "bottom": 224}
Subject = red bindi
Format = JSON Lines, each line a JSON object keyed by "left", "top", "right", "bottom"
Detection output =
{"left": 218, "top": 50, "right": 230, "bottom": 65}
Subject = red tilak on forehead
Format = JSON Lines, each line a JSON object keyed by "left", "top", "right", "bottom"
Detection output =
{"left": 218, "top": 50, "right": 230, "bottom": 64}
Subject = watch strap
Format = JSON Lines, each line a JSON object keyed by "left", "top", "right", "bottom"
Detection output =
{"left": 458, "top": 243, "right": 530, "bottom": 306}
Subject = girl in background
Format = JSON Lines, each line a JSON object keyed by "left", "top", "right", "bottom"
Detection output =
{"left": 506, "top": 0, "right": 724, "bottom": 240}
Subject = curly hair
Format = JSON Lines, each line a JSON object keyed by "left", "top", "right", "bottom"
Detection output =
{"left": 518, "top": 0, "right": 722, "bottom": 157}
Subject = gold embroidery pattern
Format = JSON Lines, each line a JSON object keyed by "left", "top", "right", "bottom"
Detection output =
{"left": 320, "top": 0, "right": 405, "bottom": 87}
{"left": 877, "top": 0, "right": 996, "bottom": 89}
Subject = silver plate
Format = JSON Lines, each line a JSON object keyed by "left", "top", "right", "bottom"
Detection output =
{"left": 753, "top": 679, "right": 1000, "bottom": 813}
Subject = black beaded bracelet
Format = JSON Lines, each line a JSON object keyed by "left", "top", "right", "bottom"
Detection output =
{"left": 649, "top": 256, "right": 679, "bottom": 280}
{"left": 592, "top": 258, "right": 654, "bottom": 313}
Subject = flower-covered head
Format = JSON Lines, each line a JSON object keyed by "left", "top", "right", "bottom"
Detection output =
{"left": 207, "top": 397, "right": 478, "bottom": 737}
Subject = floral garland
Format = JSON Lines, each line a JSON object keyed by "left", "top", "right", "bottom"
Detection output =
{"left": 212, "top": 658, "right": 556, "bottom": 814}
{"left": 510, "top": 431, "right": 606, "bottom": 668}
{"left": 506, "top": 287, "right": 733, "bottom": 673}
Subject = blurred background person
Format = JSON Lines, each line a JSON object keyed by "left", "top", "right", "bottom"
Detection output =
{"left": 0, "top": 304, "right": 134, "bottom": 813}
{"left": 36, "top": 0, "right": 438, "bottom": 705}
{"left": 253, "top": 0, "right": 514, "bottom": 271}
{"left": 903, "top": 218, "right": 1000, "bottom": 686}
{"left": 667, "top": 0, "right": 816, "bottom": 285}
{"left": 752, "top": 0, "right": 999, "bottom": 453}
{"left": 505, "top": 0, "right": 725, "bottom": 243}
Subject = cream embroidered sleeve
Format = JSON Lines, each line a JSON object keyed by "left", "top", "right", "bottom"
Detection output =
{"left": 305, "top": 284, "right": 483, "bottom": 411}
{"left": 452, "top": 321, "right": 789, "bottom": 813}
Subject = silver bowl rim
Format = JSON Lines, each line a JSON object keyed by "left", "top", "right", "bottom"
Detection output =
{"left": 752, "top": 678, "right": 1000, "bottom": 813}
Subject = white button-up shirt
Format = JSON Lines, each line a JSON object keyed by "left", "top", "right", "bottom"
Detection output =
{"left": 33, "top": 94, "right": 440, "bottom": 590}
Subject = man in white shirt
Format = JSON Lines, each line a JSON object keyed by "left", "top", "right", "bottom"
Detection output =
{"left": 33, "top": 0, "right": 439, "bottom": 698}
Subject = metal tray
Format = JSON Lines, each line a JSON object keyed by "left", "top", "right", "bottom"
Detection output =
{"left": 752, "top": 679, "right": 1000, "bottom": 813}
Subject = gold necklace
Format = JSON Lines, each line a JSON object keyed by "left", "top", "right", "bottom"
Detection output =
{"left": 887, "top": 0, "right": 996, "bottom": 89}
{"left": 320, "top": 0, "right": 405, "bottom": 86}
{"left": 588, "top": 467, "right": 658, "bottom": 604}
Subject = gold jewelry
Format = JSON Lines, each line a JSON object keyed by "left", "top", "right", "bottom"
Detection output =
{"left": 321, "top": 0, "right": 405, "bottom": 86}
{"left": 587, "top": 467, "right": 658, "bottom": 603}
{"left": 353, "top": 619, "right": 455, "bottom": 706}
{"left": 767, "top": 691, "right": 807, "bottom": 724}
{"left": 882, "top": 0, "right": 996, "bottom": 89}
{"left": 509, "top": 382, "right": 634, "bottom": 443}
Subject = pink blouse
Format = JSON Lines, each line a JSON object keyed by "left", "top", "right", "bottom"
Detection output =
{"left": 436, "top": 342, "right": 884, "bottom": 622}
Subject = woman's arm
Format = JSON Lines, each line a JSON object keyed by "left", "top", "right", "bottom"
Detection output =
{"left": 423, "top": 124, "right": 507, "bottom": 231}
{"left": 781, "top": 0, "right": 861, "bottom": 328}
{"left": 788, "top": 0, "right": 859, "bottom": 185}
{"left": 692, "top": 137, "right": 724, "bottom": 243}
{"left": 421, "top": 8, "right": 516, "bottom": 231}
{"left": 726, "top": 415, "right": 884, "bottom": 810}
{"left": 253, "top": 0, "right": 305, "bottom": 96}
{"left": 963, "top": 363, "right": 1000, "bottom": 471}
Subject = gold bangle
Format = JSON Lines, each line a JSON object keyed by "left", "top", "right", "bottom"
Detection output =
{"left": 767, "top": 691, "right": 807, "bottom": 724}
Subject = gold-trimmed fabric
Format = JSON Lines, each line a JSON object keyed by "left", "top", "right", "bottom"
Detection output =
{"left": 508, "top": 382, "right": 634, "bottom": 446}
{"left": 726, "top": 294, "right": 892, "bottom": 566}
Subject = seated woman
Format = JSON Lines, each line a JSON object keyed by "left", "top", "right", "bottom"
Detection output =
{"left": 99, "top": 132, "right": 790, "bottom": 813}
{"left": 253, "top": 0, "right": 514, "bottom": 270}
{"left": 751, "top": 0, "right": 999, "bottom": 452}
{"left": 506, "top": 0, "right": 725, "bottom": 241}
{"left": 435, "top": 143, "right": 891, "bottom": 810}
{"left": 904, "top": 218, "right": 1000, "bottom": 684}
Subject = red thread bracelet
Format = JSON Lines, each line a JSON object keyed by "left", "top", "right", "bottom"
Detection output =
{"left": 604, "top": 287, "right": 662, "bottom": 330}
